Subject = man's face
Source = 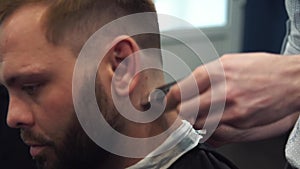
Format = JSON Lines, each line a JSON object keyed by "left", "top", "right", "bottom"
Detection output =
{"left": 0, "top": 5, "right": 111, "bottom": 169}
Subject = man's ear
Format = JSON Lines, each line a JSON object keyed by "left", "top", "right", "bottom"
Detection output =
{"left": 109, "top": 36, "right": 140, "bottom": 96}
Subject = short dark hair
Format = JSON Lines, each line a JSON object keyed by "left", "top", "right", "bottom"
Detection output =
{"left": 0, "top": 0, "right": 160, "bottom": 55}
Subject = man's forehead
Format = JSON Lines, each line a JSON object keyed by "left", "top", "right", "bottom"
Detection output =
{"left": 0, "top": 26, "right": 4, "bottom": 84}
{"left": 0, "top": 59, "right": 7, "bottom": 86}
{"left": 0, "top": 4, "right": 49, "bottom": 74}
{"left": 0, "top": 4, "right": 48, "bottom": 51}
{"left": 0, "top": 25, "right": 5, "bottom": 60}
{"left": 0, "top": 4, "right": 57, "bottom": 85}
{"left": 0, "top": 62, "right": 3, "bottom": 84}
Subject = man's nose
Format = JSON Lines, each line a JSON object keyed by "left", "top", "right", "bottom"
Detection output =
{"left": 6, "top": 95, "right": 34, "bottom": 129}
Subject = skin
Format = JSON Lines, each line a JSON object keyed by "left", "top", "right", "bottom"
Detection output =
{"left": 0, "top": 4, "right": 179, "bottom": 169}
{"left": 166, "top": 53, "right": 300, "bottom": 146}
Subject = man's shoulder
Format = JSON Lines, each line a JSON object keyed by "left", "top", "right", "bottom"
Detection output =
{"left": 168, "top": 144, "right": 239, "bottom": 169}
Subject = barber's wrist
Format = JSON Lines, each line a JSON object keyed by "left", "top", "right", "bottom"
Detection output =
{"left": 284, "top": 55, "right": 300, "bottom": 112}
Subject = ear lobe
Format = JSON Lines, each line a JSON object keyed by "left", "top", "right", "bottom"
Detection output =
{"left": 111, "top": 37, "right": 140, "bottom": 96}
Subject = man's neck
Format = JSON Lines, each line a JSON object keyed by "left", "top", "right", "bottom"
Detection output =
{"left": 99, "top": 113, "right": 181, "bottom": 169}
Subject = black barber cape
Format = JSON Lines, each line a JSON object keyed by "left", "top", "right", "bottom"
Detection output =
{"left": 169, "top": 144, "right": 238, "bottom": 169}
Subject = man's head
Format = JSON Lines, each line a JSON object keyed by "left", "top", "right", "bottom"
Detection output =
{"left": 0, "top": 0, "right": 160, "bottom": 54}
{"left": 0, "top": 1, "right": 166, "bottom": 169}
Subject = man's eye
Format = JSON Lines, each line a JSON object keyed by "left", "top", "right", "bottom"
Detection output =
{"left": 21, "top": 84, "right": 41, "bottom": 95}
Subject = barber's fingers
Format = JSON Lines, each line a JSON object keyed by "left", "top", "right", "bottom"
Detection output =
{"left": 178, "top": 90, "right": 210, "bottom": 123}
{"left": 165, "top": 65, "right": 211, "bottom": 111}
{"left": 177, "top": 86, "right": 226, "bottom": 129}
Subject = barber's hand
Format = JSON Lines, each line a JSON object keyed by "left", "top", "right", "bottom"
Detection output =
{"left": 166, "top": 53, "right": 300, "bottom": 145}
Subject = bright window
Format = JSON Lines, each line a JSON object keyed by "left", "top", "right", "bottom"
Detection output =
{"left": 154, "top": 0, "right": 229, "bottom": 31}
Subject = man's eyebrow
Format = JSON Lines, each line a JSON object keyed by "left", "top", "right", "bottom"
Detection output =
{"left": 4, "top": 70, "right": 49, "bottom": 86}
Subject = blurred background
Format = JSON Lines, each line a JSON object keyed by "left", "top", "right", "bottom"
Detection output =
{"left": 156, "top": 0, "right": 289, "bottom": 169}
{"left": 0, "top": 0, "right": 289, "bottom": 168}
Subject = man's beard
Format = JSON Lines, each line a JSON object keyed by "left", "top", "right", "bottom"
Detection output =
{"left": 51, "top": 118, "right": 109, "bottom": 169}
{"left": 21, "top": 117, "right": 110, "bottom": 169}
